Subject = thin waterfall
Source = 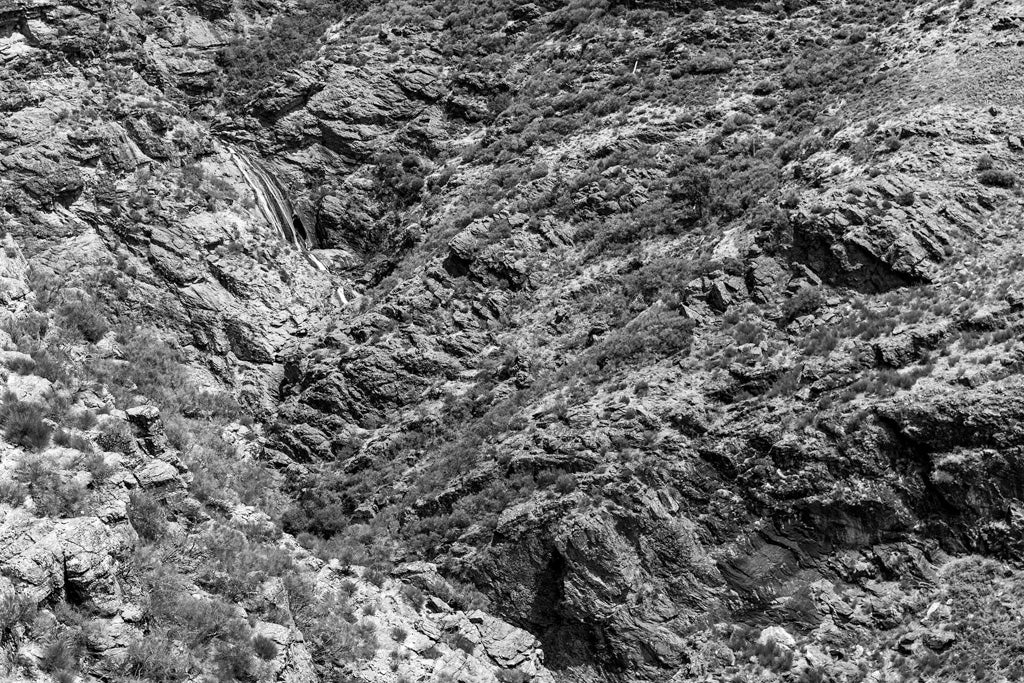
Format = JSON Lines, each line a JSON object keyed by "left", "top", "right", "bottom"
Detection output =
{"left": 225, "top": 144, "right": 325, "bottom": 271}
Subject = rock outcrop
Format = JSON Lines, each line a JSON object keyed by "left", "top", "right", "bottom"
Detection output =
{"left": 4, "top": 0, "right": 1024, "bottom": 680}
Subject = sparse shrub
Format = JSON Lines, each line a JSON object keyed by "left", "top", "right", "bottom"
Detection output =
{"left": 128, "top": 491, "right": 167, "bottom": 543}
{"left": 553, "top": 473, "right": 577, "bottom": 493}
{"left": 15, "top": 456, "right": 85, "bottom": 518}
{"left": 68, "top": 409, "right": 98, "bottom": 431}
{"left": 40, "top": 632, "right": 84, "bottom": 674}
{"left": 53, "top": 429, "right": 93, "bottom": 453}
{"left": 4, "top": 355, "right": 35, "bottom": 375}
{"left": 0, "top": 592, "right": 36, "bottom": 642}
{"left": 76, "top": 452, "right": 113, "bottom": 484}
{"left": 593, "top": 307, "right": 696, "bottom": 369}
{"left": 979, "top": 169, "right": 1016, "bottom": 188}
{"left": 58, "top": 299, "right": 109, "bottom": 343}
{"left": 0, "top": 480, "right": 27, "bottom": 508}
{"left": 390, "top": 626, "right": 408, "bottom": 643}
{"left": 252, "top": 634, "right": 278, "bottom": 661}
{"left": 95, "top": 419, "right": 134, "bottom": 454}
{"left": 1, "top": 399, "right": 52, "bottom": 451}
{"left": 122, "top": 631, "right": 191, "bottom": 681}
{"left": 364, "top": 567, "right": 387, "bottom": 588}
{"left": 782, "top": 286, "right": 823, "bottom": 320}
{"left": 213, "top": 641, "right": 255, "bottom": 681}
{"left": 399, "top": 584, "right": 426, "bottom": 611}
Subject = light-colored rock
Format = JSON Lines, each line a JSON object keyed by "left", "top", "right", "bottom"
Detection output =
{"left": 5, "top": 373, "right": 52, "bottom": 404}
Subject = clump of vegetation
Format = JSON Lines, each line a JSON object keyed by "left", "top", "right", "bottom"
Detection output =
{"left": 128, "top": 491, "right": 167, "bottom": 542}
{"left": 121, "top": 631, "right": 191, "bottom": 681}
{"left": 0, "top": 479, "right": 27, "bottom": 508}
{"left": 399, "top": 584, "right": 425, "bottom": 611}
{"left": 216, "top": 0, "right": 369, "bottom": 109}
{"left": 593, "top": 307, "right": 696, "bottom": 369}
{"left": 374, "top": 152, "right": 429, "bottom": 206}
{"left": 782, "top": 286, "right": 824, "bottom": 321}
{"left": 40, "top": 631, "right": 85, "bottom": 679}
{"left": 53, "top": 428, "right": 93, "bottom": 452}
{"left": 95, "top": 419, "right": 134, "bottom": 454}
{"left": 0, "top": 592, "right": 36, "bottom": 642}
{"left": 15, "top": 456, "right": 86, "bottom": 518}
{"left": 58, "top": 299, "right": 109, "bottom": 343}
{"left": 283, "top": 573, "right": 380, "bottom": 675}
{"left": 196, "top": 526, "right": 294, "bottom": 601}
{"left": 1, "top": 397, "right": 52, "bottom": 451}
{"left": 978, "top": 169, "right": 1016, "bottom": 188}
{"left": 252, "top": 634, "right": 278, "bottom": 661}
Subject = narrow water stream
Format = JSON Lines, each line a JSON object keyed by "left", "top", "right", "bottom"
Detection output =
{"left": 225, "top": 144, "right": 326, "bottom": 271}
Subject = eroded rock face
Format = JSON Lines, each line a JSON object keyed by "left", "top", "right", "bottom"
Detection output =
{"left": 253, "top": 2, "right": 1024, "bottom": 672}
{"left": 7, "top": 0, "right": 1024, "bottom": 680}
{"left": 315, "top": 562, "right": 555, "bottom": 683}
{"left": 0, "top": 511, "right": 137, "bottom": 619}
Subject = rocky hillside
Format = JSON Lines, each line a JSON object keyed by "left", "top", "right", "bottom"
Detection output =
{"left": 2, "top": 0, "right": 1024, "bottom": 681}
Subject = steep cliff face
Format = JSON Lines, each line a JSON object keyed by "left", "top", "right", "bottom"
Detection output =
{"left": 3, "top": 0, "right": 1024, "bottom": 681}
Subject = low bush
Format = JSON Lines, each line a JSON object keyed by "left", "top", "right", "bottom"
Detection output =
{"left": 54, "top": 428, "right": 93, "bottom": 453}
{"left": 2, "top": 312, "right": 48, "bottom": 347}
{"left": 128, "top": 491, "right": 167, "bottom": 543}
{"left": 76, "top": 452, "right": 113, "bottom": 484}
{"left": 593, "top": 306, "right": 696, "bottom": 369}
{"left": 252, "top": 634, "right": 278, "bottom": 661}
{"left": 979, "top": 169, "right": 1016, "bottom": 188}
{"left": 782, "top": 286, "right": 823, "bottom": 320}
{"left": 0, "top": 480, "right": 27, "bottom": 507}
{"left": 67, "top": 409, "right": 98, "bottom": 430}
{"left": 58, "top": 299, "right": 109, "bottom": 343}
{"left": 0, "top": 592, "right": 36, "bottom": 642}
{"left": 1, "top": 399, "right": 52, "bottom": 451}
{"left": 364, "top": 567, "right": 387, "bottom": 588}
{"left": 5, "top": 355, "right": 35, "bottom": 374}
{"left": 95, "top": 419, "right": 134, "bottom": 454}
{"left": 40, "top": 632, "right": 84, "bottom": 675}
{"left": 16, "top": 456, "right": 86, "bottom": 518}
{"left": 197, "top": 526, "right": 295, "bottom": 601}
{"left": 122, "top": 631, "right": 192, "bottom": 681}
{"left": 399, "top": 584, "right": 425, "bottom": 611}
{"left": 213, "top": 641, "right": 255, "bottom": 681}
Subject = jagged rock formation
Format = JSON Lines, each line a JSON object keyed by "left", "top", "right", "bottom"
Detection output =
{"left": 3, "top": 0, "right": 1024, "bottom": 681}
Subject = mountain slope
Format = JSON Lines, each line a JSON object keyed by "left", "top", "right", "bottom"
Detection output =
{"left": 2, "top": 0, "right": 1024, "bottom": 681}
